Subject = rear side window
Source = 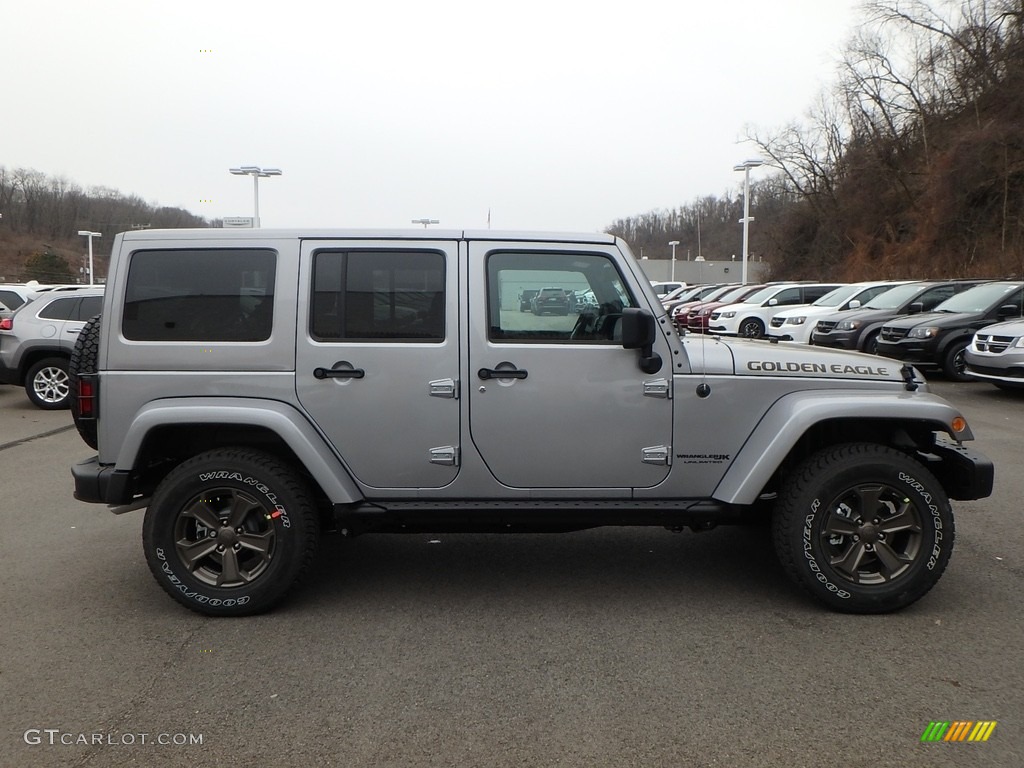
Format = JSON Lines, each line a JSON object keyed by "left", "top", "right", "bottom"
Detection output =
{"left": 122, "top": 249, "right": 276, "bottom": 341}
{"left": 310, "top": 250, "right": 445, "bottom": 342}
{"left": 39, "top": 297, "right": 79, "bottom": 320}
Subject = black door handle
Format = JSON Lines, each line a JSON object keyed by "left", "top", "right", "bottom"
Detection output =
{"left": 313, "top": 367, "right": 365, "bottom": 380}
{"left": 478, "top": 368, "right": 528, "bottom": 380}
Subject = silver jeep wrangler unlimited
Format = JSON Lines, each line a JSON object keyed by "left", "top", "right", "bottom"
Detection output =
{"left": 71, "top": 228, "right": 993, "bottom": 616}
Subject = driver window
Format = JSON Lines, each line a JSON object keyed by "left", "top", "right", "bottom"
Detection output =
{"left": 487, "top": 251, "right": 636, "bottom": 343}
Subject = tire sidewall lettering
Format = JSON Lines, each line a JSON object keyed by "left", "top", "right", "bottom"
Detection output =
{"left": 195, "top": 471, "right": 291, "bottom": 528}
{"left": 154, "top": 547, "right": 250, "bottom": 607}
{"left": 803, "top": 504, "right": 852, "bottom": 599}
{"left": 898, "top": 471, "right": 944, "bottom": 570}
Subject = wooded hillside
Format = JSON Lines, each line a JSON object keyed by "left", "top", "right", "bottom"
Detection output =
{"left": 609, "top": 0, "right": 1024, "bottom": 282}
{"left": 0, "top": 167, "right": 211, "bottom": 283}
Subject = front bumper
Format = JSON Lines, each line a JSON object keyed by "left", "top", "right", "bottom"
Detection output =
{"left": 923, "top": 441, "right": 994, "bottom": 500}
{"left": 810, "top": 330, "right": 859, "bottom": 350}
{"left": 876, "top": 338, "right": 940, "bottom": 366}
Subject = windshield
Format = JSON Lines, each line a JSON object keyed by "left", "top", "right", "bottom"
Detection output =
{"left": 714, "top": 285, "right": 757, "bottom": 303}
{"left": 810, "top": 284, "right": 861, "bottom": 307}
{"left": 741, "top": 285, "right": 780, "bottom": 304}
{"left": 934, "top": 282, "right": 1021, "bottom": 313}
{"left": 863, "top": 282, "right": 925, "bottom": 309}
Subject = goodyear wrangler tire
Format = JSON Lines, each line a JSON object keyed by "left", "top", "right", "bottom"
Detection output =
{"left": 142, "top": 449, "right": 319, "bottom": 616}
{"left": 772, "top": 443, "right": 954, "bottom": 614}
{"left": 69, "top": 314, "right": 101, "bottom": 449}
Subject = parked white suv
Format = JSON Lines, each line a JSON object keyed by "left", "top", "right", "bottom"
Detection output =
{"left": 708, "top": 283, "right": 842, "bottom": 339}
{"left": 768, "top": 281, "right": 910, "bottom": 344}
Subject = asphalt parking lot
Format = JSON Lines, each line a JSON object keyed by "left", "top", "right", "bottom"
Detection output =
{"left": 1, "top": 379, "right": 1021, "bottom": 768}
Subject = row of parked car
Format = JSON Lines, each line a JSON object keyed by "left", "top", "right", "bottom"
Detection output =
{"left": 0, "top": 283, "right": 104, "bottom": 409}
{"left": 657, "top": 278, "right": 1024, "bottom": 388}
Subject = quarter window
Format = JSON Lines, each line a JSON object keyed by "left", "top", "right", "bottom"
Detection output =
{"left": 122, "top": 249, "right": 276, "bottom": 341}
{"left": 310, "top": 250, "right": 445, "bottom": 343}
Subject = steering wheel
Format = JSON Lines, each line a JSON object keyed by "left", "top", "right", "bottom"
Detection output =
{"left": 570, "top": 311, "right": 596, "bottom": 341}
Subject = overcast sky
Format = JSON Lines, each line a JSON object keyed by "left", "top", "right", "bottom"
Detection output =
{"left": 3, "top": 0, "right": 861, "bottom": 232}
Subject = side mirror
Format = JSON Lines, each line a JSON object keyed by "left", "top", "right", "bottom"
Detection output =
{"left": 621, "top": 308, "right": 662, "bottom": 374}
{"left": 907, "top": 302, "right": 924, "bottom": 315}
{"left": 768, "top": 298, "right": 778, "bottom": 306}
{"left": 848, "top": 299, "right": 861, "bottom": 309}
{"left": 997, "top": 303, "right": 1019, "bottom": 319}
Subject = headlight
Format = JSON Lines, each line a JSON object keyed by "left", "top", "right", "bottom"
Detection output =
{"left": 721, "top": 311, "right": 736, "bottom": 318}
{"left": 836, "top": 319, "right": 862, "bottom": 331}
{"left": 785, "top": 316, "right": 806, "bottom": 325}
{"left": 698, "top": 308, "right": 710, "bottom": 316}
{"left": 1015, "top": 336, "right": 1024, "bottom": 348}
{"left": 908, "top": 326, "right": 939, "bottom": 339}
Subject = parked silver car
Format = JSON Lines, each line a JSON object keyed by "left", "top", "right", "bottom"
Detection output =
{"left": 965, "top": 318, "right": 1024, "bottom": 390}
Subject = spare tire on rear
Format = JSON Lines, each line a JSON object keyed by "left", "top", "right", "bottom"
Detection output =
{"left": 69, "top": 314, "right": 101, "bottom": 450}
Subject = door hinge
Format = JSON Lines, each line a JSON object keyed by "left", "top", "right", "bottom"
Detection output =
{"left": 642, "top": 445, "right": 671, "bottom": 465}
{"left": 643, "top": 378, "right": 671, "bottom": 398}
{"left": 429, "top": 446, "right": 459, "bottom": 466}
{"left": 429, "top": 378, "right": 459, "bottom": 399}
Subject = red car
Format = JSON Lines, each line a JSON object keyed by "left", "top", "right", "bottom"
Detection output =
{"left": 669, "top": 284, "right": 740, "bottom": 332}
{"left": 685, "top": 284, "right": 768, "bottom": 334}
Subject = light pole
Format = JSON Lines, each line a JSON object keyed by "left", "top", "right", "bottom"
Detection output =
{"left": 412, "top": 218, "right": 439, "bottom": 228}
{"left": 668, "top": 240, "right": 679, "bottom": 282}
{"left": 77, "top": 230, "right": 102, "bottom": 285}
{"left": 229, "top": 166, "right": 282, "bottom": 227}
{"left": 733, "top": 159, "right": 763, "bottom": 284}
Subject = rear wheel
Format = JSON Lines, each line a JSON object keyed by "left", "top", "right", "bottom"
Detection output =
{"left": 143, "top": 448, "right": 320, "bottom": 616}
{"left": 25, "top": 357, "right": 71, "bottom": 409}
{"left": 772, "top": 443, "right": 953, "bottom": 613}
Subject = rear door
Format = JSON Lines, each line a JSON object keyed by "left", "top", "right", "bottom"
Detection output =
{"left": 466, "top": 241, "right": 672, "bottom": 489}
{"left": 295, "top": 239, "right": 461, "bottom": 489}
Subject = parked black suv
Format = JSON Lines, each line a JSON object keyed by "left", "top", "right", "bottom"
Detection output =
{"left": 876, "top": 281, "right": 1024, "bottom": 380}
{"left": 811, "top": 280, "right": 989, "bottom": 354}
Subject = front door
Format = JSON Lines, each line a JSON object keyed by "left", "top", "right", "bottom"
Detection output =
{"left": 295, "top": 240, "right": 460, "bottom": 489}
{"left": 467, "top": 242, "right": 672, "bottom": 489}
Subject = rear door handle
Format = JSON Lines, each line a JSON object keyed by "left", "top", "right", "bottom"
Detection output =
{"left": 478, "top": 368, "right": 527, "bottom": 380}
{"left": 313, "top": 367, "right": 365, "bottom": 380}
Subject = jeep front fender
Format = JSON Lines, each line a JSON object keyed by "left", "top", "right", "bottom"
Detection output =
{"left": 712, "top": 390, "right": 975, "bottom": 505}
{"left": 115, "top": 397, "right": 363, "bottom": 504}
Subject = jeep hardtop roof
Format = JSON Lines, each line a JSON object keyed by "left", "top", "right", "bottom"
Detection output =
{"left": 118, "top": 228, "right": 619, "bottom": 244}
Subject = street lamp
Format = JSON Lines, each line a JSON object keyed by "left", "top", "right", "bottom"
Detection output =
{"left": 412, "top": 218, "right": 439, "bottom": 228}
{"left": 668, "top": 240, "right": 680, "bottom": 282}
{"left": 733, "top": 159, "right": 763, "bottom": 284}
{"left": 77, "top": 230, "right": 102, "bottom": 285}
{"left": 229, "top": 166, "right": 282, "bottom": 227}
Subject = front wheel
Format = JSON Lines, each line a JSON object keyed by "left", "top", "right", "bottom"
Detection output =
{"left": 738, "top": 317, "right": 765, "bottom": 339}
{"left": 143, "top": 448, "right": 320, "bottom": 616}
{"left": 772, "top": 443, "right": 954, "bottom": 613}
{"left": 942, "top": 341, "right": 971, "bottom": 381}
{"left": 25, "top": 357, "right": 71, "bottom": 409}
{"left": 862, "top": 331, "right": 880, "bottom": 355}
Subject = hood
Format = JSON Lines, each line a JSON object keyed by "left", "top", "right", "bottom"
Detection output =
{"left": 884, "top": 310, "right": 984, "bottom": 330}
{"left": 716, "top": 338, "right": 908, "bottom": 383}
